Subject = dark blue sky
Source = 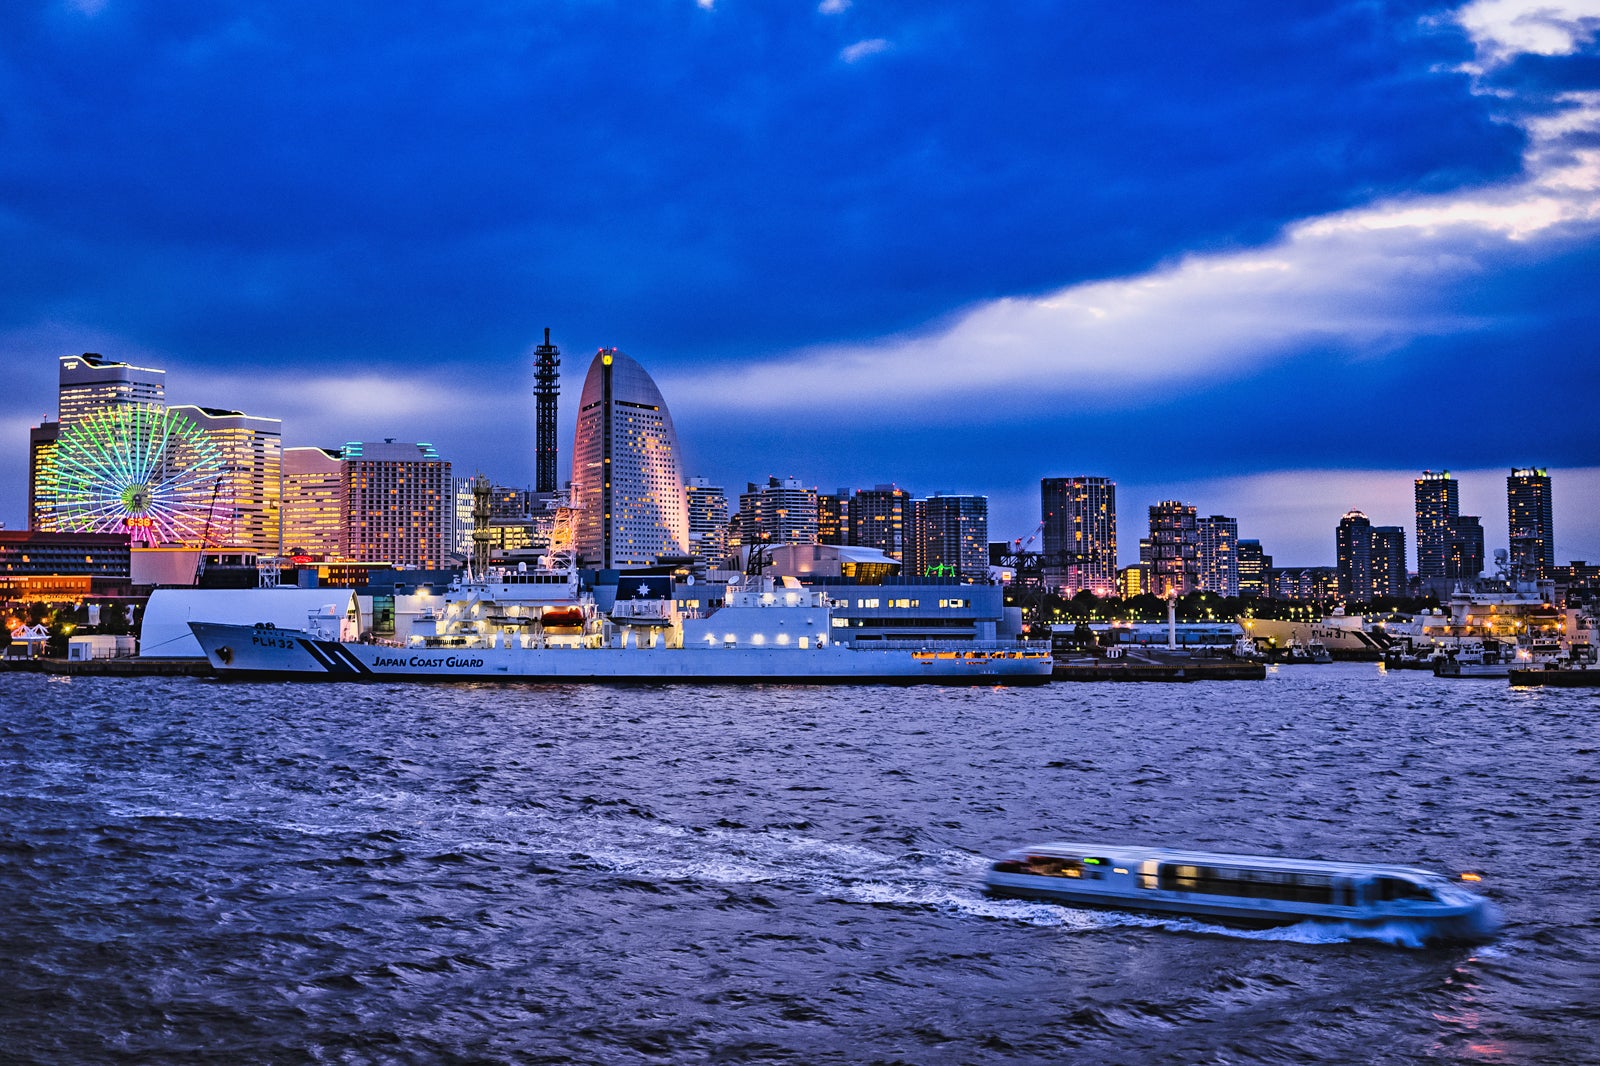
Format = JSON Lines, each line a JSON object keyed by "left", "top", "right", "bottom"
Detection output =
{"left": 3, "top": 0, "right": 1598, "bottom": 563}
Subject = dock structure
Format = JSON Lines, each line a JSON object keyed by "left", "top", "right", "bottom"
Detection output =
{"left": 1052, "top": 648, "right": 1265, "bottom": 682}
{"left": 1509, "top": 666, "right": 1600, "bottom": 688}
{"left": 0, "top": 657, "right": 213, "bottom": 677}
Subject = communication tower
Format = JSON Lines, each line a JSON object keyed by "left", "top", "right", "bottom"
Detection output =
{"left": 533, "top": 328, "right": 561, "bottom": 494}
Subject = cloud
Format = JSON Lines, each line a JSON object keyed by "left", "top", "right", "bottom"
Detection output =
{"left": 819, "top": 0, "right": 851, "bottom": 14}
{"left": 839, "top": 38, "right": 889, "bottom": 63}
{"left": 666, "top": 85, "right": 1600, "bottom": 420}
{"left": 1455, "top": 0, "right": 1600, "bottom": 66}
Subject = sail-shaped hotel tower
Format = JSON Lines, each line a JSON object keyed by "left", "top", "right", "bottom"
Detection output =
{"left": 571, "top": 348, "right": 690, "bottom": 568}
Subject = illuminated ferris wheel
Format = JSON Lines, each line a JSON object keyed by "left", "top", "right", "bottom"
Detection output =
{"left": 45, "top": 404, "right": 228, "bottom": 547}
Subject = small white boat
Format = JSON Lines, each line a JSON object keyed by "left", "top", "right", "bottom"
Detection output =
{"left": 984, "top": 841, "right": 1499, "bottom": 942}
{"left": 1433, "top": 638, "right": 1513, "bottom": 678}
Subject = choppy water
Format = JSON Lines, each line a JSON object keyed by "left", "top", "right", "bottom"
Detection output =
{"left": 2, "top": 664, "right": 1598, "bottom": 1064}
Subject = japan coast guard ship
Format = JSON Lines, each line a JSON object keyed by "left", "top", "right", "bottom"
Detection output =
{"left": 188, "top": 570, "right": 1053, "bottom": 684}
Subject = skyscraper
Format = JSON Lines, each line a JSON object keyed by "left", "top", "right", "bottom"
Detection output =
{"left": 1335, "top": 510, "right": 1373, "bottom": 601}
{"left": 57, "top": 352, "right": 166, "bottom": 428}
{"left": 1148, "top": 500, "right": 1198, "bottom": 597}
{"left": 1196, "top": 514, "right": 1239, "bottom": 597}
{"left": 1448, "top": 515, "right": 1484, "bottom": 581}
{"left": 1507, "top": 467, "right": 1554, "bottom": 581}
{"left": 908, "top": 493, "right": 989, "bottom": 581}
{"left": 32, "top": 353, "right": 168, "bottom": 531}
{"left": 738, "top": 477, "right": 817, "bottom": 547}
{"left": 817, "top": 490, "right": 851, "bottom": 546}
{"left": 533, "top": 329, "right": 561, "bottom": 495}
{"left": 1414, "top": 470, "right": 1458, "bottom": 580}
{"left": 848, "top": 484, "right": 911, "bottom": 561}
{"left": 1371, "top": 526, "right": 1406, "bottom": 599}
{"left": 685, "top": 477, "right": 729, "bottom": 568}
{"left": 571, "top": 348, "right": 689, "bottom": 568}
{"left": 1040, "top": 476, "right": 1118, "bottom": 596}
{"left": 1237, "top": 539, "right": 1271, "bottom": 599}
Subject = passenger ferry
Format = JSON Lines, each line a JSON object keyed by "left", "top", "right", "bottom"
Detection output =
{"left": 984, "top": 841, "right": 1499, "bottom": 942}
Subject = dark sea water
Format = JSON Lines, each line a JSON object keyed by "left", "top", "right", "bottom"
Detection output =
{"left": 3, "top": 664, "right": 1598, "bottom": 1065}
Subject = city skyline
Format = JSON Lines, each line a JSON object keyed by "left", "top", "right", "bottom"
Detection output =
{"left": 2, "top": 2, "right": 1598, "bottom": 564}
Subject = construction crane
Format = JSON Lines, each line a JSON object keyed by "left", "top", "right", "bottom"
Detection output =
{"left": 194, "top": 476, "right": 224, "bottom": 584}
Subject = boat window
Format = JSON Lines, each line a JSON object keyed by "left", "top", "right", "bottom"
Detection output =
{"left": 1018, "top": 855, "right": 1105, "bottom": 880}
{"left": 1372, "top": 877, "right": 1437, "bottom": 903}
{"left": 1158, "top": 864, "right": 1334, "bottom": 904}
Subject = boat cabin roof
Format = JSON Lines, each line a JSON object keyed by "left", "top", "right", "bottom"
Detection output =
{"left": 1002, "top": 841, "right": 1442, "bottom": 881}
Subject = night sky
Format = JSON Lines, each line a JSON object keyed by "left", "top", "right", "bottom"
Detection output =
{"left": 3, "top": 0, "right": 1597, "bottom": 565}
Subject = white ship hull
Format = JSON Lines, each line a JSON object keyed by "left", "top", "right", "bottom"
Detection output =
{"left": 189, "top": 622, "right": 1053, "bottom": 685}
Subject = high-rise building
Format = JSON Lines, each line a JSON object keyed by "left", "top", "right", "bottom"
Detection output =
{"left": 341, "top": 440, "right": 451, "bottom": 569}
{"left": 1040, "top": 476, "right": 1118, "bottom": 596}
{"left": 1448, "top": 515, "right": 1485, "bottom": 581}
{"left": 533, "top": 329, "right": 561, "bottom": 495}
{"left": 908, "top": 493, "right": 988, "bottom": 581}
{"left": 1507, "top": 467, "right": 1554, "bottom": 581}
{"left": 1372, "top": 526, "right": 1406, "bottom": 599}
{"left": 1414, "top": 470, "right": 1458, "bottom": 580}
{"left": 571, "top": 348, "right": 689, "bottom": 568}
{"left": 1196, "top": 514, "right": 1239, "bottom": 597}
{"left": 738, "top": 477, "right": 818, "bottom": 548}
{"left": 685, "top": 477, "right": 729, "bottom": 568}
{"left": 1237, "top": 539, "right": 1271, "bottom": 599}
{"left": 57, "top": 352, "right": 166, "bottom": 428}
{"left": 817, "top": 490, "right": 851, "bottom": 546}
{"left": 848, "top": 484, "right": 911, "bottom": 560}
{"left": 1335, "top": 510, "right": 1373, "bottom": 602}
{"left": 28, "top": 422, "right": 59, "bottom": 531}
{"left": 169, "top": 405, "right": 282, "bottom": 554}
{"left": 1148, "top": 500, "right": 1198, "bottom": 597}
{"left": 282, "top": 446, "right": 345, "bottom": 559}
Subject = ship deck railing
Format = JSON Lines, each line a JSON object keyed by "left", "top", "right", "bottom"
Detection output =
{"left": 848, "top": 638, "right": 1050, "bottom": 653}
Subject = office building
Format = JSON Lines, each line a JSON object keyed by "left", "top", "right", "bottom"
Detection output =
{"left": 1040, "top": 476, "right": 1118, "bottom": 596}
{"left": 341, "top": 441, "right": 451, "bottom": 570}
{"left": 907, "top": 493, "right": 989, "bottom": 581}
{"left": 738, "top": 477, "right": 818, "bottom": 548}
{"left": 848, "top": 484, "right": 911, "bottom": 561}
{"left": 1335, "top": 510, "right": 1373, "bottom": 602}
{"left": 571, "top": 348, "right": 689, "bottom": 568}
{"left": 1372, "top": 526, "right": 1406, "bottom": 599}
{"left": 1414, "top": 470, "right": 1458, "bottom": 580}
{"left": 1507, "top": 467, "right": 1554, "bottom": 581}
{"left": 686, "top": 477, "right": 729, "bottom": 568}
{"left": 1148, "top": 500, "right": 1198, "bottom": 597}
{"left": 1196, "top": 514, "right": 1239, "bottom": 597}
{"left": 1237, "top": 539, "right": 1271, "bottom": 599}
{"left": 169, "top": 405, "right": 282, "bottom": 555}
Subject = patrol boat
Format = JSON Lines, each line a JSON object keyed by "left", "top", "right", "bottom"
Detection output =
{"left": 984, "top": 841, "right": 1499, "bottom": 942}
{"left": 188, "top": 571, "right": 1052, "bottom": 684}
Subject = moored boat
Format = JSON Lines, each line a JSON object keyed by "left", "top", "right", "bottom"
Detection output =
{"left": 984, "top": 841, "right": 1499, "bottom": 942}
{"left": 188, "top": 570, "right": 1053, "bottom": 684}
